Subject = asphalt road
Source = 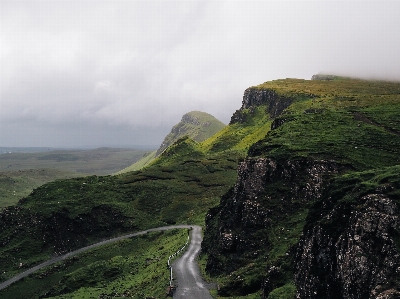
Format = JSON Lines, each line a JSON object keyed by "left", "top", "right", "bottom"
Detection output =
{"left": 172, "top": 225, "right": 215, "bottom": 299}
{"left": 0, "top": 224, "right": 204, "bottom": 292}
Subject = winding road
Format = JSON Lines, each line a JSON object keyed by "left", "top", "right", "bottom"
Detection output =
{"left": 0, "top": 224, "right": 214, "bottom": 299}
{"left": 172, "top": 225, "right": 214, "bottom": 298}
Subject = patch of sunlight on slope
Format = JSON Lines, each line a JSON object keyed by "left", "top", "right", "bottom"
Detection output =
{"left": 200, "top": 113, "right": 272, "bottom": 154}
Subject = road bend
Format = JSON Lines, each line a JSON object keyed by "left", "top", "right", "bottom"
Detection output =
{"left": 0, "top": 224, "right": 195, "bottom": 291}
{"left": 172, "top": 225, "right": 214, "bottom": 299}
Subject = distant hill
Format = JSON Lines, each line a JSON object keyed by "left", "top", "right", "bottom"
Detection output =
{"left": 156, "top": 111, "right": 226, "bottom": 156}
{"left": 116, "top": 111, "right": 226, "bottom": 174}
{"left": 0, "top": 147, "right": 148, "bottom": 175}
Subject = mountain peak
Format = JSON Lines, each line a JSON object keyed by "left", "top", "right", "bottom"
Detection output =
{"left": 155, "top": 111, "right": 225, "bottom": 156}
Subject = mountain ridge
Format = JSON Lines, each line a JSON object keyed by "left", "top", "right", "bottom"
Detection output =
{"left": 156, "top": 110, "right": 226, "bottom": 156}
{"left": 115, "top": 110, "right": 226, "bottom": 174}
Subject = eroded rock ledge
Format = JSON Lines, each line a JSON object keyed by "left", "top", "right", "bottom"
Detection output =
{"left": 230, "top": 87, "right": 293, "bottom": 124}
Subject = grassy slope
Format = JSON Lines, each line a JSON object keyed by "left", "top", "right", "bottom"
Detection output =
{"left": 115, "top": 150, "right": 157, "bottom": 174}
{"left": 250, "top": 78, "right": 400, "bottom": 168}
{"left": 0, "top": 229, "right": 189, "bottom": 299}
{"left": 0, "top": 106, "right": 270, "bottom": 298}
{"left": 185, "top": 110, "right": 227, "bottom": 142}
{"left": 117, "top": 111, "right": 226, "bottom": 174}
{"left": 0, "top": 148, "right": 148, "bottom": 208}
{"left": 0, "top": 169, "right": 82, "bottom": 209}
{"left": 203, "top": 77, "right": 400, "bottom": 298}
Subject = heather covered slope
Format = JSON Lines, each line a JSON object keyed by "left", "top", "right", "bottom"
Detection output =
{"left": 202, "top": 77, "right": 400, "bottom": 298}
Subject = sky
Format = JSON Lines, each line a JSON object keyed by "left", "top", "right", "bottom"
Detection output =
{"left": 1, "top": 1, "right": 400, "bottom": 148}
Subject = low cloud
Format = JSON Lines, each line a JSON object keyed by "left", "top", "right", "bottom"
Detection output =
{"left": 1, "top": 1, "right": 399, "bottom": 147}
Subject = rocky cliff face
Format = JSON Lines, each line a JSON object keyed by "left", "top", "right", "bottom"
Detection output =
{"left": 230, "top": 87, "right": 293, "bottom": 124}
{"left": 203, "top": 156, "right": 343, "bottom": 295}
{"left": 204, "top": 155, "right": 400, "bottom": 298}
{"left": 294, "top": 190, "right": 400, "bottom": 299}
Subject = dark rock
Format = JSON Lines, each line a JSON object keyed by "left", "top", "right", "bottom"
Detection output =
{"left": 42, "top": 205, "right": 132, "bottom": 254}
{"left": 270, "top": 116, "right": 295, "bottom": 130}
{"left": 203, "top": 157, "right": 342, "bottom": 292}
{"left": 230, "top": 88, "right": 293, "bottom": 124}
{"left": 294, "top": 193, "right": 400, "bottom": 299}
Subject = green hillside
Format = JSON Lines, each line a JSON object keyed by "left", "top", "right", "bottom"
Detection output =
{"left": 116, "top": 110, "right": 226, "bottom": 174}
{"left": 1, "top": 77, "right": 400, "bottom": 298}
{"left": 115, "top": 150, "right": 157, "bottom": 174}
{"left": 156, "top": 110, "right": 226, "bottom": 156}
{"left": 0, "top": 169, "right": 82, "bottom": 209}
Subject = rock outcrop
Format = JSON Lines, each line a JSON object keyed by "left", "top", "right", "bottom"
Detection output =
{"left": 294, "top": 191, "right": 400, "bottom": 299}
{"left": 203, "top": 78, "right": 400, "bottom": 298}
{"left": 204, "top": 155, "right": 400, "bottom": 298}
{"left": 203, "top": 157, "right": 343, "bottom": 295}
{"left": 230, "top": 87, "right": 293, "bottom": 124}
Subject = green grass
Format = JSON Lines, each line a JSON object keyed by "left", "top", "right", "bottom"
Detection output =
{"left": 267, "top": 282, "right": 296, "bottom": 299}
{"left": 0, "top": 146, "right": 240, "bottom": 281}
{"left": 0, "top": 169, "right": 82, "bottom": 208}
{"left": 0, "top": 229, "right": 189, "bottom": 299}
{"left": 249, "top": 80, "right": 400, "bottom": 170}
{"left": 201, "top": 105, "right": 272, "bottom": 153}
{"left": 115, "top": 150, "right": 157, "bottom": 174}
{"left": 0, "top": 100, "right": 270, "bottom": 296}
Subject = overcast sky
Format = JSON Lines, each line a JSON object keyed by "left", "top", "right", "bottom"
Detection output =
{"left": 1, "top": 1, "right": 400, "bottom": 148}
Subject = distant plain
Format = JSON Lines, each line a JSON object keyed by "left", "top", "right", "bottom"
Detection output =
{"left": 0, "top": 147, "right": 152, "bottom": 208}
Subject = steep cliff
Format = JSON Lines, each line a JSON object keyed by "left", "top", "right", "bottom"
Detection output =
{"left": 230, "top": 87, "right": 293, "bottom": 124}
{"left": 294, "top": 167, "right": 400, "bottom": 299}
{"left": 203, "top": 157, "right": 344, "bottom": 296}
{"left": 203, "top": 77, "right": 400, "bottom": 298}
{"left": 1, "top": 77, "right": 400, "bottom": 299}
